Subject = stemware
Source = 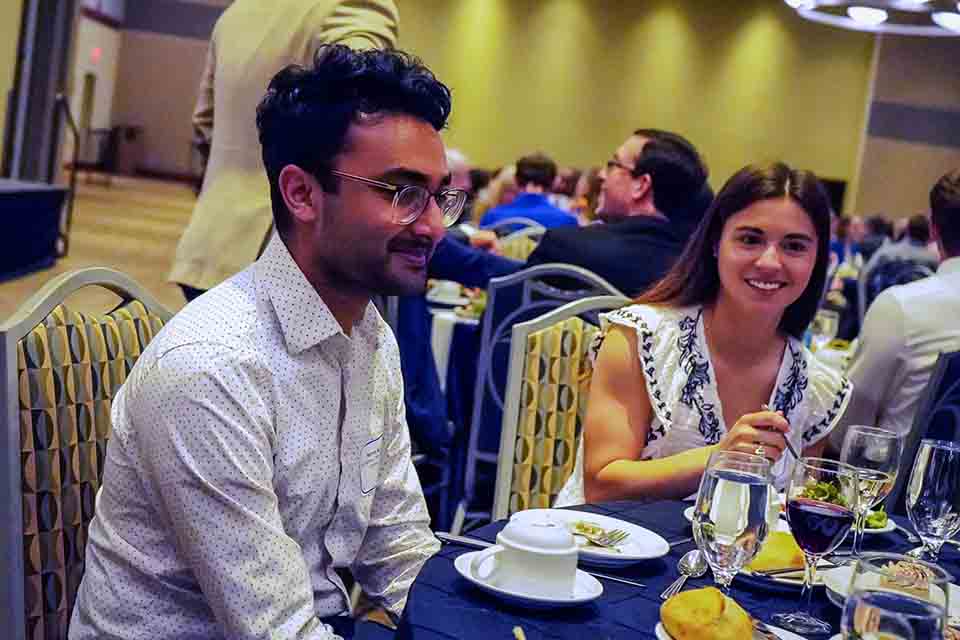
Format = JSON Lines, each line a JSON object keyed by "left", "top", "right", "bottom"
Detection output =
{"left": 691, "top": 450, "right": 772, "bottom": 593}
{"left": 841, "top": 425, "right": 902, "bottom": 557}
{"left": 773, "top": 457, "right": 860, "bottom": 635}
{"left": 841, "top": 552, "right": 950, "bottom": 640}
{"left": 905, "top": 439, "right": 960, "bottom": 561}
{"left": 809, "top": 308, "right": 840, "bottom": 353}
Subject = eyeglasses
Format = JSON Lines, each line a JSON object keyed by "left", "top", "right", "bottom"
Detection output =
{"left": 329, "top": 170, "right": 467, "bottom": 228}
{"left": 606, "top": 158, "right": 633, "bottom": 173}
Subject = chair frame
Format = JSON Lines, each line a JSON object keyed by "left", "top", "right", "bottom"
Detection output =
{"left": 886, "top": 350, "right": 960, "bottom": 516}
{"left": 857, "top": 256, "right": 934, "bottom": 328}
{"left": 0, "top": 267, "right": 172, "bottom": 640}
{"left": 484, "top": 217, "right": 547, "bottom": 235}
{"left": 491, "top": 295, "right": 629, "bottom": 522}
{"left": 450, "top": 265, "right": 624, "bottom": 533}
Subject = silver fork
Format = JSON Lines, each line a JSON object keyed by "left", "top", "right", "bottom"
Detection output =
{"left": 578, "top": 528, "right": 630, "bottom": 548}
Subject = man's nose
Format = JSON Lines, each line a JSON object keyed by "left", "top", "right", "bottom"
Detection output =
{"left": 411, "top": 198, "right": 445, "bottom": 243}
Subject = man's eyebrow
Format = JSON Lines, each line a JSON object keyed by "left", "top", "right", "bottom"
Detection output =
{"left": 376, "top": 168, "right": 431, "bottom": 186}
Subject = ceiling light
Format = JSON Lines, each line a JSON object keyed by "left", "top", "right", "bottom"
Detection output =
{"left": 932, "top": 10, "right": 960, "bottom": 29}
{"left": 847, "top": 6, "right": 889, "bottom": 24}
{"left": 784, "top": 0, "right": 960, "bottom": 36}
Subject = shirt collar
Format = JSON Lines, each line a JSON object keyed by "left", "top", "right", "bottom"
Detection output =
{"left": 256, "top": 233, "right": 375, "bottom": 354}
{"left": 938, "top": 256, "right": 960, "bottom": 276}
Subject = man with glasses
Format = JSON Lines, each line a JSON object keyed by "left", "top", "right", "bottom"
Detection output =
{"left": 71, "top": 46, "right": 461, "bottom": 640}
{"left": 525, "top": 129, "right": 712, "bottom": 296}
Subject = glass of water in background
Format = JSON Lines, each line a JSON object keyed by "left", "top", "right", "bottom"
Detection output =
{"left": 692, "top": 450, "right": 772, "bottom": 593}
{"left": 842, "top": 552, "right": 950, "bottom": 640}
{"left": 841, "top": 425, "right": 902, "bottom": 557}
{"left": 809, "top": 308, "right": 840, "bottom": 353}
{"left": 906, "top": 440, "right": 960, "bottom": 561}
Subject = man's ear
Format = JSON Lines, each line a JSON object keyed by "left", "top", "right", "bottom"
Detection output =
{"left": 278, "top": 164, "right": 322, "bottom": 226}
{"left": 632, "top": 172, "right": 653, "bottom": 204}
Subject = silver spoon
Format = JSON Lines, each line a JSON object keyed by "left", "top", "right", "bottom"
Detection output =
{"left": 660, "top": 549, "right": 708, "bottom": 600}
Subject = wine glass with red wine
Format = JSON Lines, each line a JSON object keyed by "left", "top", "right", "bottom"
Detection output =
{"left": 772, "top": 457, "right": 860, "bottom": 636}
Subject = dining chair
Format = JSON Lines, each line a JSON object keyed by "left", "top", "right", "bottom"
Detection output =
{"left": 483, "top": 217, "right": 547, "bottom": 236}
{"left": 0, "top": 267, "right": 173, "bottom": 640}
{"left": 491, "top": 295, "right": 629, "bottom": 522}
{"left": 450, "top": 264, "right": 624, "bottom": 534}
{"left": 857, "top": 257, "right": 934, "bottom": 328}
{"left": 887, "top": 350, "right": 960, "bottom": 516}
{"left": 498, "top": 227, "right": 544, "bottom": 262}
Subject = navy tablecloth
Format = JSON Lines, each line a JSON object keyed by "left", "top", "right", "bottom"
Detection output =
{"left": 398, "top": 501, "right": 960, "bottom": 639}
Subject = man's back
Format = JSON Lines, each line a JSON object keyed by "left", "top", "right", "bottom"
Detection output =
{"left": 525, "top": 216, "right": 686, "bottom": 297}
{"left": 169, "top": 0, "right": 398, "bottom": 291}
{"left": 844, "top": 257, "right": 960, "bottom": 437}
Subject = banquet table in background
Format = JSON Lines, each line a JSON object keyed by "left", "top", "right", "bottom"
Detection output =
{"left": 398, "top": 500, "right": 960, "bottom": 639}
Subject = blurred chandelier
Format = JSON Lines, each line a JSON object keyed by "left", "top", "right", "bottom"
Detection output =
{"left": 784, "top": 0, "right": 960, "bottom": 36}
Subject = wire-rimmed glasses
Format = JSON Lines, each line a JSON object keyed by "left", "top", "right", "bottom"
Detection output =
{"left": 330, "top": 169, "right": 467, "bottom": 227}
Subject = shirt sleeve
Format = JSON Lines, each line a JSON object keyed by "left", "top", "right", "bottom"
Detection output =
{"left": 192, "top": 35, "right": 216, "bottom": 145}
{"left": 836, "top": 290, "right": 906, "bottom": 435}
{"left": 350, "top": 371, "right": 440, "bottom": 619}
{"left": 314, "top": 0, "right": 399, "bottom": 53}
{"left": 134, "top": 346, "right": 339, "bottom": 640}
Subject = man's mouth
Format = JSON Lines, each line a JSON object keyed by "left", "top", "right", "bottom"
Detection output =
{"left": 745, "top": 278, "right": 787, "bottom": 292}
{"left": 391, "top": 243, "right": 432, "bottom": 268}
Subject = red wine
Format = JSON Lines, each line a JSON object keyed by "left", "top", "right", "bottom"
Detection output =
{"left": 787, "top": 497, "right": 854, "bottom": 555}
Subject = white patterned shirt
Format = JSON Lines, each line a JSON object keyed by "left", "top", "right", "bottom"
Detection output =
{"left": 556, "top": 304, "right": 852, "bottom": 506}
{"left": 70, "top": 234, "right": 439, "bottom": 640}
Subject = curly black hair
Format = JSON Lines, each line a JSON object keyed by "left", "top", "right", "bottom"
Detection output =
{"left": 256, "top": 45, "right": 452, "bottom": 235}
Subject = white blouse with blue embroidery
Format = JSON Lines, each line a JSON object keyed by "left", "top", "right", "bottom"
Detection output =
{"left": 555, "top": 303, "right": 853, "bottom": 506}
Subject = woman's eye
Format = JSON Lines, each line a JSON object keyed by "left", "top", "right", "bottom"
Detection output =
{"left": 738, "top": 235, "right": 762, "bottom": 246}
{"left": 783, "top": 240, "right": 810, "bottom": 253}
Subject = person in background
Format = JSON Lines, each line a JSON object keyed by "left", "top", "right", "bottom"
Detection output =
{"left": 169, "top": 0, "right": 398, "bottom": 302}
{"left": 861, "top": 213, "right": 939, "bottom": 277}
{"left": 555, "top": 163, "right": 850, "bottom": 506}
{"left": 830, "top": 215, "right": 857, "bottom": 266}
{"left": 71, "top": 46, "right": 456, "bottom": 640}
{"left": 470, "top": 164, "right": 517, "bottom": 225}
{"left": 524, "top": 129, "right": 713, "bottom": 297}
{"left": 571, "top": 166, "right": 602, "bottom": 225}
{"left": 549, "top": 166, "right": 582, "bottom": 212}
{"left": 479, "top": 152, "right": 579, "bottom": 231}
{"left": 857, "top": 214, "right": 893, "bottom": 265}
{"left": 834, "top": 169, "right": 960, "bottom": 441}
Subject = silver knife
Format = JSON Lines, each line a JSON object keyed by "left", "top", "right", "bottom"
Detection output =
{"left": 436, "top": 532, "right": 647, "bottom": 589}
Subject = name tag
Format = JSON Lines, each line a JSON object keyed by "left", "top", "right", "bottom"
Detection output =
{"left": 360, "top": 434, "right": 384, "bottom": 494}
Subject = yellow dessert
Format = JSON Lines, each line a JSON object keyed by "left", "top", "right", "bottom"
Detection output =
{"left": 746, "top": 531, "right": 805, "bottom": 573}
{"left": 660, "top": 587, "right": 754, "bottom": 640}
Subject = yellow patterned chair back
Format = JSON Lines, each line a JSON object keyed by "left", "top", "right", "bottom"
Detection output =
{"left": 0, "top": 268, "right": 172, "bottom": 640}
{"left": 499, "top": 234, "right": 540, "bottom": 262}
{"left": 492, "top": 295, "right": 627, "bottom": 521}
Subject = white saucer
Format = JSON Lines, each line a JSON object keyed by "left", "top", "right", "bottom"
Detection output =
{"left": 425, "top": 291, "right": 470, "bottom": 306}
{"left": 822, "top": 563, "right": 960, "bottom": 617}
{"left": 454, "top": 550, "right": 602, "bottom": 608}
{"left": 510, "top": 509, "right": 670, "bottom": 567}
{"left": 655, "top": 622, "right": 805, "bottom": 640}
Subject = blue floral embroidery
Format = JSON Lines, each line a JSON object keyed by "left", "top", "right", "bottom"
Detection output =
{"left": 804, "top": 376, "right": 852, "bottom": 445}
{"left": 772, "top": 342, "right": 808, "bottom": 422}
{"left": 677, "top": 311, "right": 722, "bottom": 444}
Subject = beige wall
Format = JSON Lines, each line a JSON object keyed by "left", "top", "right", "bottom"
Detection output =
{"left": 0, "top": 0, "right": 24, "bottom": 155}
{"left": 71, "top": 16, "right": 123, "bottom": 131}
{"left": 853, "top": 35, "right": 960, "bottom": 217}
{"left": 112, "top": 30, "right": 208, "bottom": 176}
{"left": 399, "top": 0, "right": 875, "bottom": 207}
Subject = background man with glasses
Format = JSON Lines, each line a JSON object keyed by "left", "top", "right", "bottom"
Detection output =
{"left": 525, "top": 129, "right": 713, "bottom": 296}
{"left": 71, "top": 46, "right": 461, "bottom": 640}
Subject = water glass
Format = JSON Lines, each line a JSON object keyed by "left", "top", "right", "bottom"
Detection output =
{"left": 842, "top": 552, "right": 950, "bottom": 640}
{"left": 906, "top": 439, "right": 960, "bottom": 561}
{"left": 841, "top": 425, "right": 902, "bottom": 556}
{"left": 773, "top": 457, "right": 860, "bottom": 636}
{"left": 692, "top": 450, "right": 772, "bottom": 592}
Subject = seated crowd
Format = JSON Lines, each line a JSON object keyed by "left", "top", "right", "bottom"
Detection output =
{"left": 66, "top": 43, "right": 960, "bottom": 640}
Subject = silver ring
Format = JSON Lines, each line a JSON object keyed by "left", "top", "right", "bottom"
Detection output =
{"left": 754, "top": 444, "right": 765, "bottom": 457}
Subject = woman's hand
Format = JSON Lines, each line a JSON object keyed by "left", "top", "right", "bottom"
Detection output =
{"left": 717, "top": 410, "right": 791, "bottom": 462}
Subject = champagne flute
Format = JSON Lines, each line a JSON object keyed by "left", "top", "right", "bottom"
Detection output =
{"left": 773, "top": 457, "right": 860, "bottom": 636}
{"left": 842, "top": 552, "right": 950, "bottom": 640}
{"left": 906, "top": 440, "right": 960, "bottom": 561}
{"left": 691, "top": 450, "right": 772, "bottom": 593}
{"left": 841, "top": 425, "right": 902, "bottom": 557}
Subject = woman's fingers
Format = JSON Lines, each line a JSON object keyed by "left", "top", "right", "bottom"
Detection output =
{"left": 735, "top": 410, "right": 790, "bottom": 433}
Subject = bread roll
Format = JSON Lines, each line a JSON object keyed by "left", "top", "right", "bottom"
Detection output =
{"left": 660, "top": 587, "right": 754, "bottom": 640}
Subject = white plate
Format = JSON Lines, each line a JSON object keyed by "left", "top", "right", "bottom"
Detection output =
{"left": 454, "top": 550, "right": 602, "bottom": 609}
{"left": 822, "top": 563, "right": 960, "bottom": 617}
{"left": 510, "top": 509, "right": 670, "bottom": 567}
{"left": 655, "top": 622, "right": 805, "bottom": 640}
{"left": 683, "top": 506, "right": 792, "bottom": 533}
{"left": 425, "top": 291, "right": 470, "bottom": 306}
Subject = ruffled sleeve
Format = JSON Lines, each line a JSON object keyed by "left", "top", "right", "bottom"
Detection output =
{"left": 798, "top": 347, "right": 854, "bottom": 448}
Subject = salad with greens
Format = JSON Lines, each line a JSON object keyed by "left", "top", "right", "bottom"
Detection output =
{"left": 798, "top": 480, "right": 889, "bottom": 528}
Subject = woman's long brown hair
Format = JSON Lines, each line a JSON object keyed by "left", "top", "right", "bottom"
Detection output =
{"left": 636, "top": 162, "right": 833, "bottom": 340}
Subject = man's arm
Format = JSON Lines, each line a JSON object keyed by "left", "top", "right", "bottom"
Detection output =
{"left": 428, "top": 235, "right": 522, "bottom": 288}
{"left": 351, "top": 375, "right": 439, "bottom": 618}
{"left": 315, "top": 0, "right": 399, "bottom": 52}
{"left": 136, "top": 347, "right": 337, "bottom": 639}
{"left": 832, "top": 291, "right": 906, "bottom": 446}
{"left": 524, "top": 230, "right": 562, "bottom": 268}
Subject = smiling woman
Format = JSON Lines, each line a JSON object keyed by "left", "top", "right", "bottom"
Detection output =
{"left": 554, "top": 163, "right": 852, "bottom": 507}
